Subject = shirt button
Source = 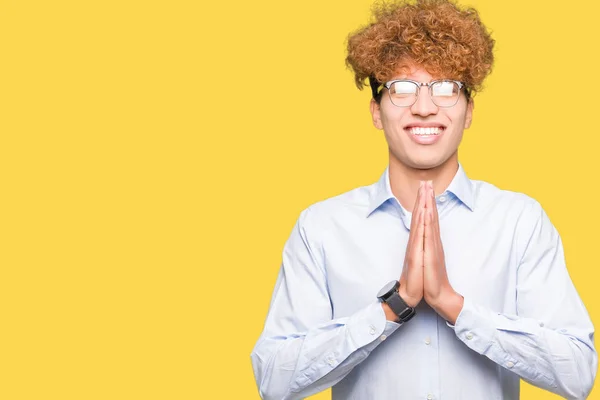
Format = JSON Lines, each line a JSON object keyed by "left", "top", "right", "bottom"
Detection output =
{"left": 438, "top": 195, "right": 447, "bottom": 203}
{"left": 327, "top": 356, "right": 335, "bottom": 366}
{"left": 369, "top": 325, "right": 376, "bottom": 335}
{"left": 427, "top": 394, "right": 434, "bottom": 400}
{"left": 466, "top": 332, "right": 474, "bottom": 340}
{"left": 506, "top": 361, "right": 514, "bottom": 368}
{"left": 380, "top": 334, "right": 387, "bottom": 341}
{"left": 424, "top": 337, "right": 431, "bottom": 345}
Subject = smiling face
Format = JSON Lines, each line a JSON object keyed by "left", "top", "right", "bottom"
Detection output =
{"left": 370, "top": 65, "right": 474, "bottom": 171}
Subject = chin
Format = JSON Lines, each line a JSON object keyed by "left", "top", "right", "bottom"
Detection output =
{"left": 390, "top": 144, "right": 457, "bottom": 171}
{"left": 404, "top": 154, "right": 446, "bottom": 170}
{"left": 411, "top": 162, "right": 439, "bottom": 170}
{"left": 401, "top": 156, "right": 455, "bottom": 172}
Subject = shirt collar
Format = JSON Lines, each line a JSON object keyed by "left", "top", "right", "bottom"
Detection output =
{"left": 446, "top": 162, "right": 475, "bottom": 212}
{"left": 366, "top": 162, "right": 475, "bottom": 218}
{"left": 365, "top": 166, "right": 396, "bottom": 218}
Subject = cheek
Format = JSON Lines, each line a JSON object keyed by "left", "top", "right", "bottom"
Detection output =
{"left": 452, "top": 115, "right": 466, "bottom": 130}
{"left": 381, "top": 120, "right": 406, "bottom": 144}
{"left": 380, "top": 108, "right": 408, "bottom": 133}
{"left": 451, "top": 102, "right": 471, "bottom": 128}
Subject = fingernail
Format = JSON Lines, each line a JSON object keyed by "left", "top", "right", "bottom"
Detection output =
{"left": 419, "top": 181, "right": 424, "bottom": 188}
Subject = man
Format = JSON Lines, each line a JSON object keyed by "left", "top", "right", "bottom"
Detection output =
{"left": 251, "top": 0, "right": 597, "bottom": 399}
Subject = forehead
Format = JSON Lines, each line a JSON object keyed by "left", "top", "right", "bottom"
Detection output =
{"left": 389, "top": 62, "right": 444, "bottom": 81}
{"left": 392, "top": 68, "right": 435, "bottom": 81}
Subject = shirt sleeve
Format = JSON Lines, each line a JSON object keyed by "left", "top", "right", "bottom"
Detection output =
{"left": 448, "top": 200, "right": 597, "bottom": 400}
{"left": 250, "top": 207, "right": 402, "bottom": 400}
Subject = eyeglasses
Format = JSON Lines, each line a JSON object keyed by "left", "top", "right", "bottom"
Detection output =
{"left": 382, "top": 79, "right": 466, "bottom": 108}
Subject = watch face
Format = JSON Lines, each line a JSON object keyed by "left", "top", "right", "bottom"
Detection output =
{"left": 377, "top": 280, "right": 399, "bottom": 298}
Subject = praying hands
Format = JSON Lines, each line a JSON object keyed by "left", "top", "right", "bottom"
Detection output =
{"left": 398, "top": 180, "right": 464, "bottom": 324}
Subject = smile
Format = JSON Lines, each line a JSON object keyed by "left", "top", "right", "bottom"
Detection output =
{"left": 408, "top": 127, "right": 443, "bottom": 136}
{"left": 405, "top": 126, "right": 446, "bottom": 145}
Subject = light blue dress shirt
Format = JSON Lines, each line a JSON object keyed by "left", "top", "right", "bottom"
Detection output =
{"left": 251, "top": 163, "right": 597, "bottom": 400}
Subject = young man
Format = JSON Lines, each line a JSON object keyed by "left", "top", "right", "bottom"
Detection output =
{"left": 251, "top": 0, "right": 597, "bottom": 399}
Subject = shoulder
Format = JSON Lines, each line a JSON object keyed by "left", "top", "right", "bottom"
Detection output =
{"left": 297, "top": 182, "right": 376, "bottom": 232}
{"left": 473, "top": 179, "right": 543, "bottom": 217}
{"left": 473, "top": 179, "right": 552, "bottom": 245}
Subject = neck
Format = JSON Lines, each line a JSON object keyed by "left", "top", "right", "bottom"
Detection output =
{"left": 388, "top": 151, "right": 459, "bottom": 211}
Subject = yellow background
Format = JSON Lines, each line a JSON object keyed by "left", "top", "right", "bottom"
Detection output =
{"left": 0, "top": 0, "right": 598, "bottom": 398}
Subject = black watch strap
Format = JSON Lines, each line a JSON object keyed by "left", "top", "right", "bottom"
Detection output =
{"left": 386, "top": 291, "right": 416, "bottom": 323}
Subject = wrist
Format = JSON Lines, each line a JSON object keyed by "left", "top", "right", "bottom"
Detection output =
{"left": 398, "top": 287, "right": 421, "bottom": 308}
{"left": 430, "top": 291, "right": 464, "bottom": 325}
{"left": 382, "top": 302, "right": 400, "bottom": 322}
{"left": 377, "top": 280, "right": 417, "bottom": 323}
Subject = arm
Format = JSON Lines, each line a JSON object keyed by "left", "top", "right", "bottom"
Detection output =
{"left": 250, "top": 208, "right": 401, "bottom": 400}
{"left": 449, "top": 200, "right": 597, "bottom": 399}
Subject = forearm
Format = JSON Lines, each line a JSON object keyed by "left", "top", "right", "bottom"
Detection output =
{"left": 450, "top": 297, "right": 597, "bottom": 400}
{"left": 251, "top": 301, "right": 401, "bottom": 400}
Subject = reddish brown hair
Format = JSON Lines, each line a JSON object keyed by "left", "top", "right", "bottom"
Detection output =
{"left": 346, "top": 0, "right": 495, "bottom": 99}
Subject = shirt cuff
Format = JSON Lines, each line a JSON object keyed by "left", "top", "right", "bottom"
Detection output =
{"left": 347, "top": 300, "right": 402, "bottom": 348}
{"left": 446, "top": 296, "right": 497, "bottom": 355}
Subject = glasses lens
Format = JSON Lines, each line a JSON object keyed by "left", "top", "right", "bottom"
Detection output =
{"left": 389, "top": 81, "right": 418, "bottom": 106}
{"left": 431, "top": 81, "right": 460, "bottom": 107}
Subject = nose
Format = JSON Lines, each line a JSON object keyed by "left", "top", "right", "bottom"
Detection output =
{"left": 410, "top": 86, "right": 438, "bottom": 117}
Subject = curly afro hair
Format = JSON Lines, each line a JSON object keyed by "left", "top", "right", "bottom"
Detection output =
{"left": 346, "top": 0, "right": 495, "bottom": 101}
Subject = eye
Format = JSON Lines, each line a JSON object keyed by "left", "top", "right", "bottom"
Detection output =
{"left": 432, "top": 82, "right": 457, "bottom": 97}
{"left": 391, "top": 81, "right": 417, "bottom": 96}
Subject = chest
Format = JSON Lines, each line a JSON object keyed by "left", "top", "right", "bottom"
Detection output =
{"left": 322, "top": 210, "right": 520, "bottom": 317}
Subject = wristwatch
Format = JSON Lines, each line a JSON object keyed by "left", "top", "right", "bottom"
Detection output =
{"left": 377, "top": 280, "right": 416, "bottom": 323}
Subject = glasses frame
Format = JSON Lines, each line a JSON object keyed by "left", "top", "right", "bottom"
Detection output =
{"left": 383, "top": 79, "right": 466, "bottom": 108}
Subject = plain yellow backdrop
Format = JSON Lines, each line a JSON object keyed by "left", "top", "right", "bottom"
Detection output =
{"left": 0, "top": 0, "right": 598, "bottom": 399}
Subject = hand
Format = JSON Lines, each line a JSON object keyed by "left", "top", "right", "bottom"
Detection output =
{"left": 398, "top": 181, "right": 426, "bottom": 308}
{"left": 422, "top": 181, "right": 463, "bottom": 323}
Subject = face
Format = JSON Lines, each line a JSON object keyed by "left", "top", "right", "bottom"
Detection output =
{"left": 370, "top": 66, "right": 474, "bottom": 171}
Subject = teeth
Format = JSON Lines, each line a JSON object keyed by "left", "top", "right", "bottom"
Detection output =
{"left": 409, "top": 127, "right": 443, "bottom": 135}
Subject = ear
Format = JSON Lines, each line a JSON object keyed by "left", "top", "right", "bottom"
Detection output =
{"left": 370, "top": 99, "right": 383, "bottom": 130}
{"left": 464, "top": 98, "right": 474, "bottom": 129}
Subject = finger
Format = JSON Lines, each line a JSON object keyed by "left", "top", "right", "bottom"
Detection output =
{"left": 433, "top": 209, "right": 444, "bottom": 264}
{"left": 428, "top": 182, "right": 441, "bottom": 239}
{"left": 408, "top": 182, "right": 424, "bottom": 237}
{"left": 412, "top": 207, "right": 425, "bottom": 286}
{"left": 428, "top": 199, "right": 445, "bottom": 271}
{"left": 425, "top": 180, "right": 433, "bottom": 211}
{"left": 425, "top": 182, "right": 443, "bottom": 257}
{"left": 424, "top": 204, "right": 433, "bottom": 243}
{"left": 412, "top": 180, "right": 424, "bottom": 213}
{"left": 402, "top": 182, "right": 424, "bottom": 279}
{"left": 414, "top": 206, "right": 425, "bottom": 257}
{"left": 409, "top": 207, "right": 425, "bottom": 277}
{"left": 423, "top": 193, "right": 434, "bottom": 264}
{"left": 434, "top": 209, "right": 441, "bottom": 244}
{"left": 424, "top": 181, "right": 439, "bottom": 234}
{"left": 407, "top": 206, "right": 425, "bottom": 268}
{"left": 422, "top": 183, "right": 431, "bottom": 258}
{"left": 430, "top": 208, "right": 441, "bottom": 257}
